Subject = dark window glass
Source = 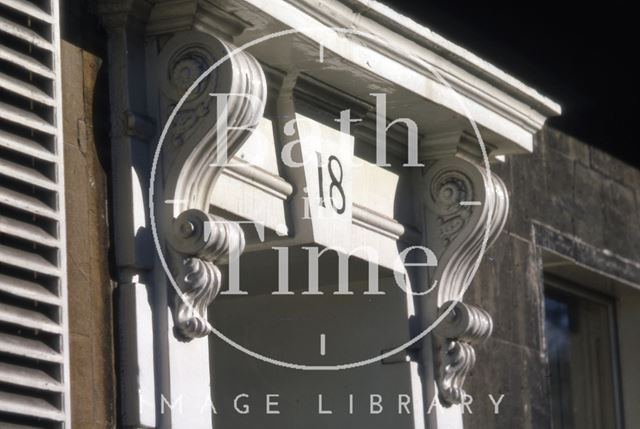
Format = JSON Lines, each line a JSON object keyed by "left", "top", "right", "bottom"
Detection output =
{"left": 545, "top": 285, "right": 621, "bottom": 429}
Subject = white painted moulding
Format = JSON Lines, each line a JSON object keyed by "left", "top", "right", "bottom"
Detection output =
{"left": 147, "top": 0, "right": 561, "bottom": 155}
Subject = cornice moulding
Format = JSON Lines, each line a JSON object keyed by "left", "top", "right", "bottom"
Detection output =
{"left": 146, "top": 0, "right": 560, "bottom": 156}
{"left": 284, "top": 0, "right": 561, "bottom": 135}
{"left": 338, "top": 0, "right": 560, "bottom": 116}
{"left": 420, "top": 130, "right": 498, "bottom": 163}
{"left": 97, "top": 0, "right": 152, "bottom": 27}
{"left": 352, "top": 203, "right": 421, "bottom": 243}
{"left": 147, "top": 0, "right": 251, "bottom": 37}
{"left": 222, "top": 157, "right": 294, "bottom": 201}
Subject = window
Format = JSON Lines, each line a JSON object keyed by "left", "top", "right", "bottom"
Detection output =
{"left": 544, "top": 277, "right": 623, "bottom": 429}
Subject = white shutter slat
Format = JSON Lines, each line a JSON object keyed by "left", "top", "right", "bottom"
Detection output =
{"left": 0, "top": 0, "right": 69, "bottom": 426}
{"left": 0, "top": 214, "right": 59, "bottom": 247}
{"left": 0, "top": 71, "right": 56, "bottom": 106}
{"left": 0, "top": 302, "right": 61, "bottom": 334}
{"left": 0, "top": 421, "right": 46, "bottom": 429}
{"left": 0, "top": 331, "right": 63, "bottom": 363}
{"left": 0, "top": 0, "right": 53, "bottom": 24}
{"left": 0, "top": 129, "right": 56, "bottom": 161}
{"left": 0, "top": 15, "right": 54, "bottom": 51}
{"left": 0, "top": 243, "right": 60, "bottom": 276}
{"left": 0, "top": 44, "right": 55, "bottom": 79}
{"left": 0, "top": 391, "right": 65, "bottom": 422}
{"left": 0, "top": 272, "right": 60, "bottom": 304}
{"left": 0, "top": 361, "right": 64, "bottom": 392}
{"left": 0, "top": 157, "right": 57, "bottom": 190}
{"left": 0, "top": 184, "right": 58, "bottom": 219}
{"left": 0, "top": 157, "right": 57, "bottom": 191}
{"left": 0, "top": 100, "right": 57, "bottom": 135}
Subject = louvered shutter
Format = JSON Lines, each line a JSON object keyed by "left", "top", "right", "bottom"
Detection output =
{"left": 0, "top": 0, "right": 69, "bottom": 427}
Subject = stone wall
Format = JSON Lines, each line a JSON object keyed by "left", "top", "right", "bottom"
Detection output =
{"left": 61, "top": 1, "right": 115, "bottom": 426}
{"left": 463, "top": 126, "right": 640, "bottom": 428}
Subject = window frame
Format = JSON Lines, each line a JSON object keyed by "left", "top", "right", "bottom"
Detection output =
{"left": 544, "top": 274, "right": 625, "bottom": 429}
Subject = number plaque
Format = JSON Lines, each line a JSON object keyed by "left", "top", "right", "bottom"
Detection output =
{"left": 295, "top": 113, "right": 354, "bottom": 250}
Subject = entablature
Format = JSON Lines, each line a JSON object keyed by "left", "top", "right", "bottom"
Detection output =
{"left": 146, "top": 0, "right": 560, "bottom": 157}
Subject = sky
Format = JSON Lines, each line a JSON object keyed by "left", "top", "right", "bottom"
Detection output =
{"left": 383, "top": 0, "right": 638, "bottom": 165}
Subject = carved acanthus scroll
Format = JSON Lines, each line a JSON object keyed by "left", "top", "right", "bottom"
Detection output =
{"left": 158, "top": 32, "right": 266, "bottom": 340}
{"left": 167, "top": 209, "right": 245, "bottom": 339}
{"left": 423, "top": 156, "right": 509, "bottom": 405}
